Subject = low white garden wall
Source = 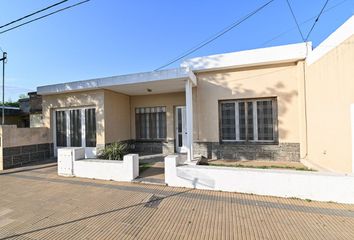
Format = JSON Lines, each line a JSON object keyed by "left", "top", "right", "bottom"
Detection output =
{"left": 58, "top": 147, "right": 139, "bottom": 182}
{"left": 165, "top": 155, "right": 354, "bottom": 204}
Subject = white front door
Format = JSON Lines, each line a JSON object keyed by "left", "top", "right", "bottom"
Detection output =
{"left": 175, "top": 106, "right": 187, "bottom": 153}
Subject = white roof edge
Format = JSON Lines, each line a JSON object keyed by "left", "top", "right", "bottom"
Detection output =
{"left": 307, "top": 15, "right": 354, "bottom": 65}
{"left": 37, "top": 67, "right": 191, "bottom": 95}
{"left": 181, "top": 42, "right": 312, "bottom": 72}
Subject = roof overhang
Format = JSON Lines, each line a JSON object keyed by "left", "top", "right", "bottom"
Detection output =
{"left": 37, "top": 67, "right": 196, "bottom": 96}
{"left": 307, "top": 15, "right": 354, "bottom": 65}
{"left": 181, "top": 42, "right": 312, "bottom": 72}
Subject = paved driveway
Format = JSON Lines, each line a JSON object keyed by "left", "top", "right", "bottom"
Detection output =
{"left": 0, "top": 163, "right": 354, "bottom": 240}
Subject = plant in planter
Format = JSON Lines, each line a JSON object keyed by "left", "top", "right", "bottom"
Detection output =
{"left": 98, "top": 142, "right": 129, "bottom": 160}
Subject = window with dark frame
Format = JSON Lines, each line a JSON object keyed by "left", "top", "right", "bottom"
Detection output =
{"left": 85, "top": 108, "right": 97, "bottom": 147}
{"left": 220, "top": 98, "right": 277, "bottom": 142}
{"left": 135, "top": 107, "right": 166, "bottom": 140}
{"left": 55, "top": 110, "right": 67, "bottom": 147}
{"left": 55, "top": 108, "right": 96, "bottom": 148}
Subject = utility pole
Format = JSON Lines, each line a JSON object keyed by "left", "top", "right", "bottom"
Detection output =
{"left": 0, "top": 52, "right": 7, "bottom": 125}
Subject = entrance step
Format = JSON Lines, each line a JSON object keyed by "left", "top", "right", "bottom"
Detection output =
{"left": 133, "top": 177, "right": 166, "bottom": 186}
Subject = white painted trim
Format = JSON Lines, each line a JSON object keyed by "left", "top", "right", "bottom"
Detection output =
{"left": 53, "top": 110, "right": 57, "bottom": 157}
{"left": 81, "top": 109, "right": 86, "bottom": 148}
{"left": 181, "top": 42, "right": 311, "bottom": 72}
{"left": 38, "top": 67, "right": 193, "bottom": 95}
{"left": 307, "top": 15, "right": 354, "bottom": 65}
{"left": 185, "top": 80, "right": 194, "bottom": 161}
{"left": 252, "top": 101, "right": 258, "bottom": 141}
{"left": 351, "top": 104, "right": 354, "bottom": 173}
{"left": 65, "top": 111, "right": 70, "bottom": 147}
{"left": 235, "top": 102, "right": 240, "bottom": 140}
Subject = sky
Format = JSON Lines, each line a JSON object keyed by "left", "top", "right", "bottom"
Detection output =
{"left": 0, "top": 0, "right": 353, "bottom": 101}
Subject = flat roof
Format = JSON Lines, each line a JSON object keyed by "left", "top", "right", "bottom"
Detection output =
{"left": 307, "top": 15, "right": 354, "bottom": 65}
{"left": 38, "top": 67, "right": 196, "bottom": 95}
{"left": 181, "top": 42, "right": 312, "bottom": 72}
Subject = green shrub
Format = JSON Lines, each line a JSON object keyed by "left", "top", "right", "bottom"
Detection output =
{"left": 98, "top": 142, "right": 129, "bottom": 160}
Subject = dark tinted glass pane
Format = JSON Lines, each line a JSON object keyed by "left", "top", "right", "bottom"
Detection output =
{"left": 85, "top": 108, "right": 96, "bottom": 147}
{"left": 136, "top": 107, "right": 166, "bottom": 140}
{"left": 56, "top": 111, "right": 67, "bottom": 147}
{"left": 178, "top": 134, "right": 183, "bottom": 147}
{"left": 135, "top": 112, "right": 141, "bottom": 139}
{"left": 136, "top": 110, "right": 147, "bottom": 139}
{"left": 221, "top": 102, "right": 236, "bottom": 140}
{"left": 238, "top": 102, "right": 246, "bottom": 140}
{"left": 158, "top": 112, "right": 166, "bottom": 139}
{"left": 70, "top": 109, "right": 82, "bottom": 147}
{"left": 257, "top": 100, "right": 274, "bottom": 141}
{"left": 178, "top": 108, "right": 182, "bottom": 133}
{"left": 247, "top": 102, "right": 254, "bottom": 140}
{"left": 150, "top": 112, "right": 157, "bottom": 139}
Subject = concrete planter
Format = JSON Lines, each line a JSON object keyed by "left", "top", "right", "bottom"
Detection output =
{"left": 57, "top": 147, "right": 139, "bottom": 182}
{"left": 165, "top": 155, "right": 354, "bottom": 204}
{"left": 74, "top": 155, "right": 139, "bottom": 182}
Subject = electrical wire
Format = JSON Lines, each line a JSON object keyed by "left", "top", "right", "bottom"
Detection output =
{"left": 305, "top": 0, "right": 330, "bottom": 41}
{"left": 0, "top": 0, "right": 90, "bottom": 35}
{"left": 260, "top": 0, "right": 351, "bottom": 47}
{"left": 285, "top": 0, "right": 305, "bottom": 42}
{"left": 154, "top": 0, "right": 274, "bottom": 71}
{"left": 0, "top": 0, "right": 69, "bottom": 30}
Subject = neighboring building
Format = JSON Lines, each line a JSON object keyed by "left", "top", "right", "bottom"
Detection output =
{"left": 0, "top": 106, "right": 29, "bottom": 127}
{"left": 37, "top": 15, "right": 354, "bottom": 173}
{"left": 28, "top": 92, "right": 43, "bottom": 128}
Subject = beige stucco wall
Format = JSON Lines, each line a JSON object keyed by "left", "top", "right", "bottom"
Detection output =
{"left": 104, "top": 90, "right": 131, "bottom": 143}
{"left": 305, "top": 34, "right": 354, "bottom": 173}
{"left": 30, "top": 113, "right": 43, "bottom": 128}
{"left": 0, "top": 125, "right": 51, "bottom": 170}
{"left": 42, "top": 90, "right": 105, "bottom": 145}
{"left": 130, "top": 92, "right": 186, "bottom": 140}
{"left": 195, "top": 62, "right": 303, "bottom": 143}
{"left": 0, "top": 125, "right": 51, "bottom": 148}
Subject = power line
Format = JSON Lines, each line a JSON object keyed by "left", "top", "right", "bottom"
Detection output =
{"left": 260, "top": 0, "right": 351, "bottom": 47}
{"left": 0, "top": 0, "right": 69, "bottom": 30}
{"left": 0, "top": 0, "right": 90, "bottom": 35}
{"left": 154, "top": 0, "right": 274, "bottom": 71}
{"left": 305, "top": 0, "right": 330, "bottom": 41}
{"left": 285, "top": 0, "right": 305, "bottom": 42}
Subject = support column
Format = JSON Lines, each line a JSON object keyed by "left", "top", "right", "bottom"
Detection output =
{"left": 185, "top": 79, "right": 194, "bottom": 162}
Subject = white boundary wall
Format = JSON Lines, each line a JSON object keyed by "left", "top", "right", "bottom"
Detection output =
{"left": 58, "top": 148, "right": 139, "bottom": 182}
{"left": 165, "top": 155, "right": 354, "bottom": 204}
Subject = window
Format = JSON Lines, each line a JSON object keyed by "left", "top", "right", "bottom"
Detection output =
{"left": 220, "top": 98, "right": 277, "bottom": 142}
{"left": 56, "top": 111, "right": 67, "bottom": 147}
{"left": 70, "top": 109, "right": 82, "bottom": 147}
{"left": 135, "top": 107, "right": 166, "bottom": 140}
{"left": 85, "top": 108, "right": 96, "bottom": 147}
{"left": 55, "top": 108, "right": 96, "bottom": 148}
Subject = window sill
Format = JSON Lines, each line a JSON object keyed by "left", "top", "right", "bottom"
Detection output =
{"left": 135, "top": 139, "right": 167, "bottom": 143}
{"left": 220, "top": 141, "right": 279, "bottom": 145}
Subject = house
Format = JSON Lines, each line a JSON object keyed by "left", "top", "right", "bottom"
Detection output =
{"left": 28, "top": 92, "right": 43, "bottom": 128}
{"left": 0, "top": 105, "right": 29, "bottom": 127}
{"left": 37, "top": 15, "right": 354, "bottom": 173}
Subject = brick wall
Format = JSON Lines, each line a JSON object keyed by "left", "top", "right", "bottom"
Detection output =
{"left": 193, "top": 142, "right": 300, "bottom": 162}
{"left": 2, "top": 143, "right": 54, "bottom": 169}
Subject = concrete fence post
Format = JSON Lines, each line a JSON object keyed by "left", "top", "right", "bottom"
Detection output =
{"left": 123, "top": 154, "right": 139, "bottom": 181}
{"left": 165, "top": 155, "right": 180, "bottom": 185}
{"left": 58, "top": 147, "right": 85, "bottom": 176}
